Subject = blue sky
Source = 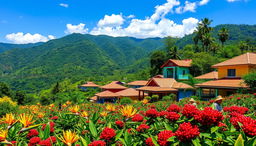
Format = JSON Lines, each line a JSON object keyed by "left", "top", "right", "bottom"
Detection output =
{"left": 0, "top": 0, "right": 255, "bottom": 44}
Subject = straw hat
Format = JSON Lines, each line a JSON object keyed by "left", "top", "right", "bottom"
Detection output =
{"left": 189, "top": 98, "right": 196, "bottom": 102}
{"left": 215, "top": 96, "right": 223, "bottom": 102}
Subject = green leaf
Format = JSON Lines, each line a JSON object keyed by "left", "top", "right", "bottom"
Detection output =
{"left": 167, "top": 136, "right": 175, "bottom": 142}
{"left": 164, "top": 123, "right": 172, "bottom": 131}
{"left": 210, "top": 126, "right": 219, "bottom": 134}
{"left": 200, "top": 133, "right": 211, "bottom": 138}
{"left": 192, "top": 138, "right": 201, "bottom": 146}
{"left": 43, "top": 123, "right": 50, "bottom": 140}
{"left": 115, "top": 129, "right": 124, "bottom": 141}
{"left": 89, "top": 120, "right": 98, "bottom": 138}
{"left": 234, "top": 134, "right": 244, "bottom": 146}
{"left": 151, "top": 136, "right": 160, "bottom": 146}
{"left": 80, "top": 136, "right": 88, "bottom": 146}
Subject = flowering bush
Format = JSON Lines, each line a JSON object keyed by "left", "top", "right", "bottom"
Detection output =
{"left": 175, "top": 122, "right": 200, "bottom": 142}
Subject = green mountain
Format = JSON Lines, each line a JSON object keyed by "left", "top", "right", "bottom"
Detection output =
{"left": 0, "top": 34, "right": 163, "bottom": 92}
{"left": 0, "top": 42, "right": 42, "bottom": 53}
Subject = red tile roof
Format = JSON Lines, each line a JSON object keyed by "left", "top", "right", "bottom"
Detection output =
{"left": 195, "top": 71, "right": 218, "bottom": 80}
{"left": 80, "top": 82, "right": 100, "bottom": 87}
{"left": 212, "top": 53, "right": 256, "bottom": 68}
{"left": 95, "top": 90, "right": 119, "bottom": 97}
{"left": 136, "top": 86, "right": 178, "bottom": 92}
{"left": 147, "top": 78, "right": 193, "bottom": 89}
{"left": 161, "top": 59, "right": 192, "bottom": 68}
{"left": 116, "top": 88, "right": 147, "bottom": 97}
{"left": 101, "top": 81, "right": 127, "bottom": 89}
{"left": 195, "top": 79, "right": 248, "bottom": 89}
{"left": 127, "top": 80, "right": 148, "bottom": 86}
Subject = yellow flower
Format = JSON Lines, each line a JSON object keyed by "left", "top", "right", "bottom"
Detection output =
{"left": 37, "top": 112, "right": 45, "bottom": 119}
{"left": 0, "top": 96, "right": 17, "bottom": 106}
{"left": 49, "top": 104, "right": 55, "bottom": 108}
{"left": 120, "top": 105, "right": 137, "bottom": 118}
{"left": 100, "top": 111, "right": 108, "bottom": 117}
{"left": 58, "top": 130, "right": 79, "bottom": 146}
{"left": 0, "top": 129, "right": 8, "bottom": 142}
{"left": 66, "top": 101, "right": 72, "bottom": 105}
{"left": 18, "top": 113, "right": 34, "bottom": 128}
{"left": 142, "top": 99, "right": 149, "bottom": 104}
{"left": 80, "top": 111, "right": 88, "bottom": 118}
{"left": 106, "top": 104, "right": 116, "bottom": 112}
{"left": 69, "top": 105, "right": 80, "bottom": 113}
{"left": 1, "top": 113, "right": 16, "bottom": 126}
{"left": 62, "top": 103, "right": 67, "bottom": 108}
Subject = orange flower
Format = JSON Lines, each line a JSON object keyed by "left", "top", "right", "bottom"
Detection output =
{"left": 37, "top": 112, "right": 45, "bottom": 119}
{"left": 69, "top": 105, "right": 80, "bottom": 113}
{"left": 120, "top": 105, "right": 137, "bottom": 118}
{"left": 142, "top": 99, "right": 149, "bottom": 104}
{"left": 1, "top": 113, "right": 16, "bottom": 126}
{"left": 0, "top": 129, "right": 8, "bottom": 142}
{"left": 106, "top": 104, "right": 116, "bottom": 112}
{"left": 58, "top": 130, "right": 79, "bottom": 146}
{"left": 18, "top": 113, "right": 35, "bottom": 128}
{"left": 66, "top": 101, "right": 72, "bottom": 105}
{"left": 80, "top": 111, "right": 88, "bottom": 118}
{"left": 100, "top": 111, "right": 108, "bottom": 117}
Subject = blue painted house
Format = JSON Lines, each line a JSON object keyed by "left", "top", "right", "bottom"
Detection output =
{"left": 161, "top": 59, "right": 192, "bottom": 80}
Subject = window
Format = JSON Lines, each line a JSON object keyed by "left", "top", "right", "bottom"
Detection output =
{"left": 227, "top": 69, "right": 236, "bottom": 77}
{"left": 183, "top": 70, "right": 186, "bottom": 75}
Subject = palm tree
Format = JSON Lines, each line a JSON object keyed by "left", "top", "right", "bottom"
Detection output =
{"left": 218, "top": 28, "right": 229, "bottom": 47}
{"left": 199, "top": 18, "right": 213, "bottom": 34}
{"left": 168, "top": 46, "right": 181, "bottom": 59}
{"left": 202, "top": 33, "right": 214, "bottom": 52}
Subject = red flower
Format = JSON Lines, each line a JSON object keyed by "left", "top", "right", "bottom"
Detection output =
{"left": 132, "top": 114, "right": 144, "bottom": 122}
{"left": 230, "top": 113, "right": 256, "bottom": 136}
{"left": 88, "top": 140, "right": 106, "bottom": 146}
{"left": 136, "top": 124, "right": 150, "bottom": 132}
{"left": 7, "top": 141, "right": 17, "bottom": 146}
{"left": 166, "top": 112, "right": 180, "bottom": 122}
{"left": 158, "top": 111, "right": 168, "bottom": 117}
{"left": 115, "top": 121, "right": 124, "bottom": 128}
{"left": 49, "top": 116, "right": 58, "bottom": 120}
{"left": 27, "top": 129, "right": 39, "bottom": 138}
{"left": 194, "top": 107, "right": 223, "bottom": 126}
{"left": 145, "top": 137, "right": 154, "bottom": 146}
{"left": 145, "top": 109, "right": 159, "bottom": 118}
{"left": 100, "top": 128, "right": 116, "bottom": 140}
{"left": 47, "top": 136, "right": 57, "bottom": 143}
{"left": 38, "top": 139, "right": 52, "bottom": 146}
{"left": 157, "top": 130, "right": 175, "bottom": 146}
{"left": 29, "top": 137, "right": 41, "bottom": 146}
{"left": 175, "top": 122, "right": 200, "bottom": 142}
{"left": 166, "top": 104, "right": 181, "bottom": 113}
{"left": 182, "top": 104, "right": 199, "bottom": 119}
{"left": 237, "top": 97, "right": 241, "bottom": 100}
{"left": 223, "top": 106, "right": 249, "bottom": 115}
{"left": 42, "top": 122, "right": 55, "bottom": 133}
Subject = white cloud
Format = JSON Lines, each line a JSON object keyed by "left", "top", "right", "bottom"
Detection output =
{"left": 60, "top": 3, "right": 69, "bottom": 8}
{"left": 5, "top": 32, "right": 55, "bottom": 44}
{"left": 199, "top": 0, "right": 210, "bottom": 5}
{"left": 175, "top": 1, "right": 197, "bottom": 14}
{"left": 97, "top": 14, "right": 125, "bottom": 27}
{"left": 65, "top": 23, "right": 88, "bottom": 34}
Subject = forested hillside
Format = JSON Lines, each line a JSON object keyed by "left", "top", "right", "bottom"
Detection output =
{"left": 0, "top": 24, "right": 256, "bottom": 92}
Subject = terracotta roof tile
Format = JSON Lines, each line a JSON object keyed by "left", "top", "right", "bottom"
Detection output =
{"left": 195, "top": 79, "right": 248, "bottom": 89}
{"left": 136, "top": 86, "right": 178, "bottom": 92}
{"left": 80, "top": 82, "right": 100, "bottom": 87}
{"left": 161, "top": 59, "right": 192, "bottom": 68}
{"left": 95, "top": 90, "right": 119, "bottom": 97}
{"left": 212, "top": 53, "right": 256, "bottom": 68}
{"left": 172, "top": 82, "right": 193, "bottom": 89}
{"left": 116, "top": 88, "right": 147, "bottom": 97}
{"left": 90, "top": 96, "right": 97, "bottom": 101}
{"left": 195, "top": 71, "right": 218, "bottom": 80}
{"left": 127, "top": 80, "right": 148, "bottom": 86}
{"left": 101, "top": 82, "right": 127, "bottom": 89}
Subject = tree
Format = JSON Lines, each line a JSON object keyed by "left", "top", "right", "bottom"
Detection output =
{"left": 51, "top": 82, "right": 61, "bottom": 95}
{"left": 218, "top": 28, "right": 229, "bottom": 47}
{"left": 165, "top": 37, "right": 181, "bottom": 59}
{"left": 150, "top": 50, "right": 167, "bottom": 76}
{"left": 243, "top": 71, "right": 256, "bottom": 91}
{"left": 0, "top": 82, "right": 12, "bottom": 98}
{"left": 202, "top": 33, "right": 214, "bottom": 52}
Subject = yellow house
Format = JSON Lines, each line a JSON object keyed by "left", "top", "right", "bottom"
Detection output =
{"left": 196, "top": 52, "right": 256, "bottom": 99}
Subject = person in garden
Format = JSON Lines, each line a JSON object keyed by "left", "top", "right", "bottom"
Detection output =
{"left": 213, "top": 96, "right": 223, "bottom": 112}
{"left": 189, "top": 98, "right": 197, "bottom": 107}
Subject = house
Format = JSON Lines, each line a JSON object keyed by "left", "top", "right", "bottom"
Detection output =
{"left": 196, "top": 53, "right": 256, "bottom": 99}
{"left": 116, "top": 88, "right": 148, "bottom": 100}
{"left": 161, "top": 59, "right": 192, "bottom": 80}
{"left": 127, "top": 80, "right": 148, "bottom": 88}
{"left": 100, "top": 81, "right": 127, "bottom": 93}
{"left": 136, "top": 78, "right": 194, "bottom": 101}
{"left": 95, "top": 90, "right": 119, "bottom": 103}
{"left": 79, "top": 81, "right": 100, "bottom": 91}
{"left": 195, "top": 71, "right": 218, "bottom": 80}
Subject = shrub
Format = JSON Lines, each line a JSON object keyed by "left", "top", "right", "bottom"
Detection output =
{"left": 145, "top": 96, "right": 151, "bottom": 100}
{"left": 151, "top": 95, "right": 159, "bottom": 102}
{"left": 162, "top": 96, "right": 171, "bottom": 101}
{"left": 0, "top": 96, "right": 18, "bottom": 116}
{"left": 243, "top": 72, "right": 256, "bottom": 90}
{"left": 120, "top": 97, "right": 132, "bottom": 105}
{"left": 169, "top": 94, "right": 177, "bottom": 101}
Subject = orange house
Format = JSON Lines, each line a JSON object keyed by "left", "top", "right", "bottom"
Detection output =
{"left": 196, "top": 53, "right": 256, "bottom": 99}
